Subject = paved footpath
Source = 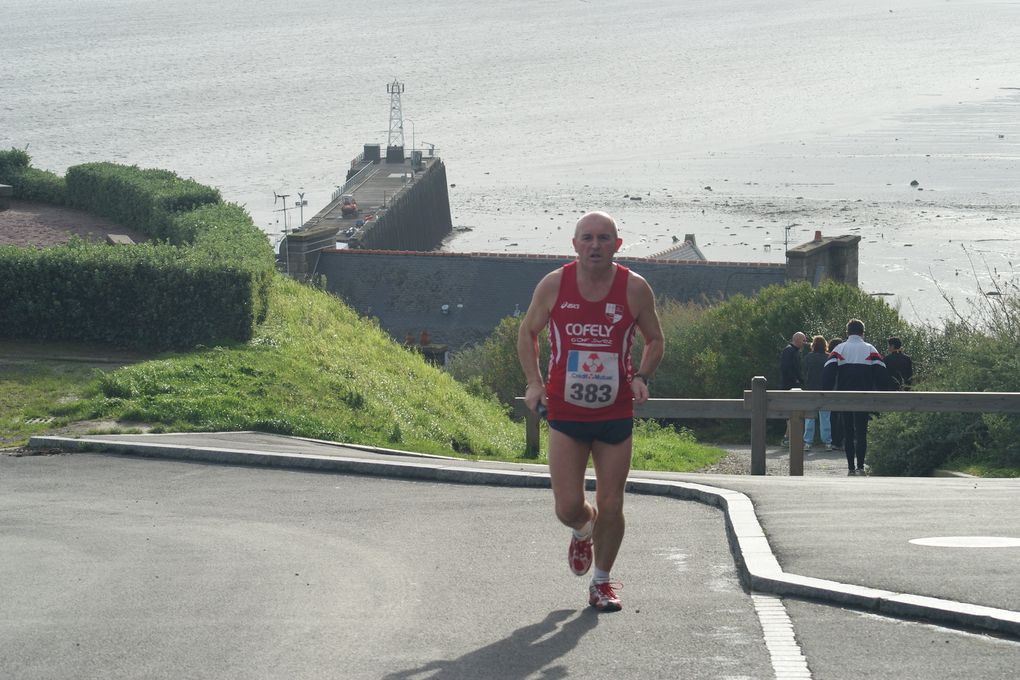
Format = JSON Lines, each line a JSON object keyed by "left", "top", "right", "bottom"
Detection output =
{"left": 3, "top": 432, "right": 1018, "bottom": 679}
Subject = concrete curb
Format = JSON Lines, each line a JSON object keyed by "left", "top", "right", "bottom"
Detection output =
{"left": 933, "top": 469, "right": 978, "bottom": 478}
{"left": 28, "top": 434, "right": 1020, "bottom": 639}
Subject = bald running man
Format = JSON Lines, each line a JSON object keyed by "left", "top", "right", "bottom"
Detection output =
{"left": 517, "top": 211, "right": 665, "bottom": 612}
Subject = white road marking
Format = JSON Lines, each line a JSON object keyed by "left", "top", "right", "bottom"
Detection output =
{"left": 752, "top": 593, "right": 812, "bottom": 679}
{"left": 910, "top": 536, "right": 1020, "bottom": 548}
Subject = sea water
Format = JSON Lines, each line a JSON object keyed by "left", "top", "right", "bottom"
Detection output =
{"left": 3, "top": 0, "right": 1019, "bottom": 323}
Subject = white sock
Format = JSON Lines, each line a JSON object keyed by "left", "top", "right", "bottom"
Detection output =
{"left": 591, "top": 568, "right": 611, "bottom": 584}
{"left": 572, "top": 518, "right": 594, "bottom": 540}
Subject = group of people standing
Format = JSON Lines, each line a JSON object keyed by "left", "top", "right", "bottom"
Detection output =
{"left": 780, "top": 323, "right": 913, "bottom": 475}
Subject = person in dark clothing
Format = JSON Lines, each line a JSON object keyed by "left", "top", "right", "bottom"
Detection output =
{"left": 779, "top": 332, "right": 806, "bottom": 446}
{"left": 802, "top": 335, "right": 832, "bottom": 450}
{"left": 827, "top": 336, "right": 844, "bottom": 450}
{"left": 822, "top": 320, "right": 890, "bottom": 475}
{"left": 780, "top": 332, "right": 806, "bottom": 390}
{"left": 884, "top": 337, "right": 913, "bottom": 390}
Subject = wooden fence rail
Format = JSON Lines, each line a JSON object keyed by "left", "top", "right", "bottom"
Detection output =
{"left": 516, "top": 376, "right": 1020, "bottom": 475}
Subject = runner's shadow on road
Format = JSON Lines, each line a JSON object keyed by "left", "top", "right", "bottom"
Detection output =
{"left": 382, "top": 608, "right": 598, "bottom": 680}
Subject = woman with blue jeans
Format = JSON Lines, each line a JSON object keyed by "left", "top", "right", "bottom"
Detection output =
{"left": 802, "top": 335, "right": 832, "bottom": 450}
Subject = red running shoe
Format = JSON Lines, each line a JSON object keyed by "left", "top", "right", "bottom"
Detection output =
{"left": 588, "top": 581, "right": 623, "bottom": 612}
{"left": 567, "top": 508, "right": 597, "bottom": 576}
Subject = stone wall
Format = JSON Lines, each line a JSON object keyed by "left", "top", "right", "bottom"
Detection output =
{"left": 360, "top": 161, "right": 452, "bottom": 250}
{"left": 786, "top": 232, "right": 861, "bottom": 287}
{"left": 279, "top": 226, "right": 337, "bottom": 280}
{"left": 316, "top": 250, "right": 786, "bottom": 349}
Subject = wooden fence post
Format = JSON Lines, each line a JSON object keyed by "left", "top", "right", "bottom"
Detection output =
{"left": 789, "top": 405, "right": 804, "bottom": 476}
{"left": 750, "top": 376, "right": 767, "bottom": 475}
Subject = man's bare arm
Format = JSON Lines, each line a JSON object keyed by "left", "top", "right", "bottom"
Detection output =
{"left": 516, "top": 272, "right": 559, "bottom": 412}
{"left": 628, "top": 275, "right": 665, "bottom": 405}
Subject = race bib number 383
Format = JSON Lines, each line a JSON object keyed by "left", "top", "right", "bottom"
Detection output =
{"left": 564, "top": 350, "right": 619, "bottom": 408}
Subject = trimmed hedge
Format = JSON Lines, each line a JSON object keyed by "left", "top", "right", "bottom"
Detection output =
{"left": 0, "top": 241, "right": 262, "bottom": 348}
{"left": 65, "top": 162, "right": 221, "bottom": 242}
{"left": 0, "top": 148, "right": 67, "bottom": 204}
{"left": 0, "top": 149, "right": 273, "bottom": 350}
{"left": 177, "top": 201, "right": 274, "bottom": 328}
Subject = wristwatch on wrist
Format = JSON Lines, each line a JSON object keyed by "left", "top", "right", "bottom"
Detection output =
{"left": 633, "top": 373, "right": 651, "bottom": 385}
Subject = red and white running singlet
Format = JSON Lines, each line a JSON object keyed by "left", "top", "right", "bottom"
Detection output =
{"left": 545, "top": 261, "right": 637, "bottom": 421}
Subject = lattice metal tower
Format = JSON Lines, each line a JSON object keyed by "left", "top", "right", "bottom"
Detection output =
{"left": 387, "top": 80, "right": 405, "bottom": 149}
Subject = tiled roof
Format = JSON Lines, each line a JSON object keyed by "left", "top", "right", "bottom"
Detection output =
{"left": 648, "top": 239, "right": 706, "bottom": 261}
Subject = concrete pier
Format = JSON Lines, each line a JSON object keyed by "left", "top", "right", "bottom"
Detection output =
{"left": 280, "top": 147, "right": 452, "bottom": 279}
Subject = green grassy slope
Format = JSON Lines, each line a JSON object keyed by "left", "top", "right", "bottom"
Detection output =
{"left": 75, "top": 276, "right": 521, "bottom": 457}
{"left": 4, "top": 274, "right": 724, "bottom": 470}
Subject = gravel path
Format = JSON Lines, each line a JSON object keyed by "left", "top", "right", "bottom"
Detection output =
{"left": 701, "top": 442, "right": 854, "bottom": 477}
{"left": 0, "top": 199, "right": 147, "bottom": 247}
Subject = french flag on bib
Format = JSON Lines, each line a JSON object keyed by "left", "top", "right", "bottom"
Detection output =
{"left": 567, "top": 351, "right": 581, "bottom": 373}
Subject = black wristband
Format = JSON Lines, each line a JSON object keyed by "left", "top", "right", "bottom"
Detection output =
{"left": 634, "top": 373, "right": 651, "bottom": 385}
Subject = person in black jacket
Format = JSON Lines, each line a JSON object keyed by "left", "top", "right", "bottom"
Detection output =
{"left": 779, "top": 332, "right": 806, "bottom": 446}
{"left": 822, "top": 320, "right": 890, "bottom": 475}
{"left": 884, "top": 337, "right": 913, "bottom": 390}
{"left": 780, "top": 332, "right": 806, "bottom": 390}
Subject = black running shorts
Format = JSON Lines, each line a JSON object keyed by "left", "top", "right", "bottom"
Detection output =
{"left": 548, "top": 418, "right": 633, "bottom": 445}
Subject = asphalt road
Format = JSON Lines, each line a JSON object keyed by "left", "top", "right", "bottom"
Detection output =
{"left": 2, "top": 453, "right": 1018, "bottom": 679}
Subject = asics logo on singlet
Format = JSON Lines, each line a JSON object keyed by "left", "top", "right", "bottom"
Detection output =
{"left": 565, "top": 323, "right": 612, "bottom": 337}
{"left": 560, "top": 301, "right": 580, "bottom": 309}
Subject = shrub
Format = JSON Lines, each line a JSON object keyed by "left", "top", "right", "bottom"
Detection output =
{"left": 0, "top": 148, "right": 67, "bottom": 204}
{"left": 0, "top": 147, "right": 30, "bottom": 179}
{"left": 451, "top": 280, "right": 915, "bottom": 409}
{"left": 174, "top": 201, "right": 275, "bottom": 325}
{"left": 869, "top": 411, "right": 983, "bottom": 475}
{"left": 65, "top": 162, "right": 221, "bottom": 239}
{"left": 15, "top": 167, "right": 68, "bottom": 204}
{"left": 0, "top": 156, "right": 274, "bottom": 350}
{"left": 447, "top": 315, "right": 548, "bottom": 408}
{"left": 869, "top": 315, "right": 1020, "bottom": 475}
{"left": 0, "top": 239, "right": 263, "bottom": 348}
{"left": 653, "top": 280, "right": 914, "bottom": 399}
